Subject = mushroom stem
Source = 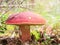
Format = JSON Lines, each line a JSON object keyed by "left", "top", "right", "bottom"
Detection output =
{"left": 19, "top": 25, "right": 31, "bottom": 42}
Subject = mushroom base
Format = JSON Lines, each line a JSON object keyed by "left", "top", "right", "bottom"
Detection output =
{"left": 19, "top": 25, "right": 31, "bottom": 42}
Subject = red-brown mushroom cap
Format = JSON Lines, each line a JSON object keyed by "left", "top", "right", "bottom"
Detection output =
{"left": 6, "top": 11, "right": 46, "bottom": 25}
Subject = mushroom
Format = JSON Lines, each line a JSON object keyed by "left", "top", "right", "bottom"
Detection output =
{"left": 6, "top": 11, "right": 46, "bottom": 42}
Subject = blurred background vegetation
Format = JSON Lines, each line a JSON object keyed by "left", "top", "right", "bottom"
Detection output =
{"left": 0, "top": 0, "right": 60, "bottom": 35}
